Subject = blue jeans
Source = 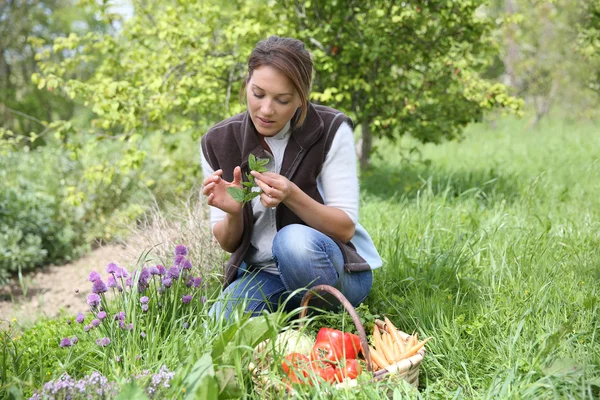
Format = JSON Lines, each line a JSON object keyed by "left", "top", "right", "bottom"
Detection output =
{"left": 209, "top": 224, "right": 373, "bottom": 321}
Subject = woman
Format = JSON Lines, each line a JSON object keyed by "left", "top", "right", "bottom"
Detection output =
{"left": 201, "top": 36, "right": 382, "bottom": 320}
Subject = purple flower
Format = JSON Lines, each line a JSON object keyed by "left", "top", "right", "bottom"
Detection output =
{"left": 84, "top": 325, "right": 91, "bottom": 332}
{"left": 149, "top": 265, "right": 160, "bottom": 275}
{"left": 91, "top": 319, "right": 100, "bottom": 327}
{"left": 141, "top": 304, "right": 149, "bottom": 312}
{"left": 167, "top": 266, "right": 180, "bottom": 279}
{"left": 107, "top": 275, "right": 118, "bottom": 288}
{"left": 156, "top": 265, "right": 166, "bottom": 275}
{"left": 174, "top": 255, "right": 185, "bottom": 266}
{"left": 116, "top": 355, "right": 121, "bottom": 362}
{"left": 158, "top": 286, "right": 165, "bottom": 294}
{"left": 162, "top": 277, "right": 173, "bottom": 288}
{"left": 97, "top": 311, "right": 107, "bottom": 320}
{"left": 114, "top": 311, "right": 125, "bottom": 321}
{"left": 140, "top": 296, "right": 149, "bottom": 304}
{"left": 87, "top": 293, "right": 101, "bottom": 307}
{"left": 186, "top": 278, "right": 194, "bottom": 287}
{"left": 114, "top": 267, "right": 129, "bottom": 278}
{"left": 175, "top": 244, "right": 188, "bottom": 256}
{"left": 182, "top": 295, "right": 192, "bottom": 304}
{"left": 193, "top": 277, "right": 203, "bottom": 288}
{"left": 182, "top": 322, "right": 189, "bottom": 329}
{"left": 182, "top": 259, "right": 193, "bottom": 270}
{"left": 119, "top": 320, "right": 126, "bottom": 329}
{"left": 60, "top": 337, "right": 72, "bottom": 347}
{"left": 140, "top": 331, "right": 146, "bottom": 338}
{"left": 126, "top": 276, "right": 133, "bottom": 287}
{"left": 76, "top": 312, "right": 85, "bottom": 323}
{"left": 88, "top": 271, "right": 101, "bottom": 282}
{"left": 96, "top": 337, "right": 111, "bottom": 347}
{"left": 201, "top": 296, "right": 206, "bottom": 304}
{"left": 92, "top": 279, "right": 108, "bottom": 294}
{"left": 106, "top": 262, "right": 119, "bottom": 274}
{"left": 66, "top": 319, "right": 72, "bottom": 325}
{"left": 71, "top": 336, "right": 78, "bottom": 344}
{"left": 128, "top": 323, "right": 134, "bottom": 331}
{"left": 139, "top": 267, "right": 151, "bottom": 286}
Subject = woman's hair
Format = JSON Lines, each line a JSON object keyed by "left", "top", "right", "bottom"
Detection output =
{"left": 242, "top": 36, "right": 313, "bottom": 127}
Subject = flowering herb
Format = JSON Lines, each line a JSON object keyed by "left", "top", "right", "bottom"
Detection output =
{"left": 88, "top": 271, "right": 101, "bottom": 282}
{"left": 59, "top": 337, "right": 72, "bottom": 347}
{"left": 106, "top": 262, "right": 119, "bottom": 274}
{"left": 92, "top": 279, "right": 108, "bottom": 294}
{"left": 227, "top": 154, "right": 269, "bottom": 206}
{"left": 182, "top": 295, "right": 192, "bottom": 304}
{"left": 87, "top": 293, "right": 100, "bottom": 308}
{"left": 96, "top": 337, "right": 111, "bottom": 347}
{"left": 174, "top": 244, "right": 188, "bottom": 256}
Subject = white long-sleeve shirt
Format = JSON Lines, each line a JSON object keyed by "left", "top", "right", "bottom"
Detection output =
{"left": 200, "top": 121, "right": 382, "bottom": 274}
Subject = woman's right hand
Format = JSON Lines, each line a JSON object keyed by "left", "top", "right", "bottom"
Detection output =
{"left": 202, "top": 167, "right": 243, "bottom": 215}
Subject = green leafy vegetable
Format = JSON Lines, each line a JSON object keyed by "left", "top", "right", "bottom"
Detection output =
{"left": 226, "top": 154, "right": 269, "bottom": 206}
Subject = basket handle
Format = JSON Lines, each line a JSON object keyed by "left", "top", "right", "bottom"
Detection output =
{"left": 298, "top": 284, "right": 373, "bottom": 373}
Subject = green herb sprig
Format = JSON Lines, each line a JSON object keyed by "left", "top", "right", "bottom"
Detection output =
{"left": 226, "top": 154, "right": 269, "bottom": 206}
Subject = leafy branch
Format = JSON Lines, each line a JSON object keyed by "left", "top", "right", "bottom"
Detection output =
{"left": 226, "top": 154, "right": 269, "bottom": 206}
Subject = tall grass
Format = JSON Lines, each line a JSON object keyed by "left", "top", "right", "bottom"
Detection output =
{"left": 361, "top": 115, "right": 600, "bottom": 398}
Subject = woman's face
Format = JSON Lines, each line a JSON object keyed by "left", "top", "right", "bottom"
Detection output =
{"left": 246, "top": 65, "right": 302, "bottom": 137}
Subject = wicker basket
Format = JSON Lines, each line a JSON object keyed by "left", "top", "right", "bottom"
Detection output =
{"left": 297, "top": 284, "right": 426, "bottom": 388}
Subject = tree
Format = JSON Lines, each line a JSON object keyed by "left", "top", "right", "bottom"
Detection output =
{"left": 34, "top": 0, "right": 291, "bottom": 141}
{"left": 485, "top": 0, "right": 593, "bottom": 124}
{"left": 578, "top": 0, "right": 600, "bottom": 99}
{"left": 0, "top": 0, "right": 110, "bottom": 144}
{"left": 280, "top": 0, "right": 522, "bottom": 169}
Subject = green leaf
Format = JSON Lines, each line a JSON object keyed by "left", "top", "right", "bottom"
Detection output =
{"left": 226, "top": 187, "right": 245, "bottom": 203}
{"left": 245, "top": 191, "right": 261, "bottom": 202}
{"left": 215, "top": 367, "right": 242, "bottom": 399}
{"left": 183, "top": 353, "right": 218, "bottom": 400}
{"left": 220, "top": 312, "right": 282, "bottom": 365}
{"left": 115, "top": 382, "right": 149, "bottom": 400}
{"left": 542, "top": 358, "right": 584, "bottom": 377}
{"left": 248, "top": 153, "right": 257, "bottom": 171}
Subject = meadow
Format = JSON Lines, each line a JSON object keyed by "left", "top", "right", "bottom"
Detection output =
{"left": 1, "top": 114, "right": 599, "bottom": 399}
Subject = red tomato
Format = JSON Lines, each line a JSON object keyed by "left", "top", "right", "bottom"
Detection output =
{"left": 342, "top": 332, "right": 362, "bottom": 359}
{"left": 313, "top": 328, "right": 363, "bottom": 360}
{"left": 305, "top": 360, "right": 336, "bottom": 383}
{"left": 334, "top": 359, "right": 362, "bottom": 382}
{"left": 281, "top": 353, "right": 310, "bottom": 376}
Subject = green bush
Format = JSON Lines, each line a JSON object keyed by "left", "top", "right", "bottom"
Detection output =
{"left": 0, "top": 128, "right": 202, "bottom": 284}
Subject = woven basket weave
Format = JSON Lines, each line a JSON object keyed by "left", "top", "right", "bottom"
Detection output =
{"left": 298, "top": 284, "right": 425, "bottom": 388}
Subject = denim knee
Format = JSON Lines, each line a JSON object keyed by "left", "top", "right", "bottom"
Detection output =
{"left": 273, "top": 224, "right": 340, "bottom": 291}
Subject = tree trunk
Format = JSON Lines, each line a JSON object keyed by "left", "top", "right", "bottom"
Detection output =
{"left": 358, "top": 121, "right": 373, "bottom": 172}
{"left": 503, "top": 0, "right": 520, "bottom": 90}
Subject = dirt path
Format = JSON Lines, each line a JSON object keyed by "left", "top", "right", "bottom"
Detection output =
{"left": 0, "top": 244, "right": 139, "bottom": 327}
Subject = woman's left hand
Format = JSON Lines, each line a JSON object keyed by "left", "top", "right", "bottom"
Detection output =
{"left": 250, "top": 171, "right": 295, "bottom": 208}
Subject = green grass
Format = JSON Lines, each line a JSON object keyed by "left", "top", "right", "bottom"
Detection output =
{"left": 2, "top": 114, "right": 599, "bottom": 399}
{"left": 360, "top": 115, "right": 600, "bottom": 398}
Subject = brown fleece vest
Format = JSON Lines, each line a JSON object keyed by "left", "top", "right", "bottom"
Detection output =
{"left": 201, "top": 103, "right": 370, "bottom": 287}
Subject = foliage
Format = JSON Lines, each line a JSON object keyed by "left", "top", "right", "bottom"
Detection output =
{"left": 226, "top": 154, "right": 270, "bottom": 206}
{"left": 280, "top": 0, "right": 523, "bottom": 167}
{"left": 484, "top": 0, "right": 596, "bottom": 122}
{"left": 0, "top": 148, "right": 85, "bottom": 284}
{"left": 0, "top": 127, "right": 204, "bottom": 285}
{"left": 577, "top": 0, "right": 600, "bottom": 97}
{"left": 0, "top": 0, "right": 111, "bottom": 143}
{"left": 33, "top": 0, "right": 288, "bottom": 139}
